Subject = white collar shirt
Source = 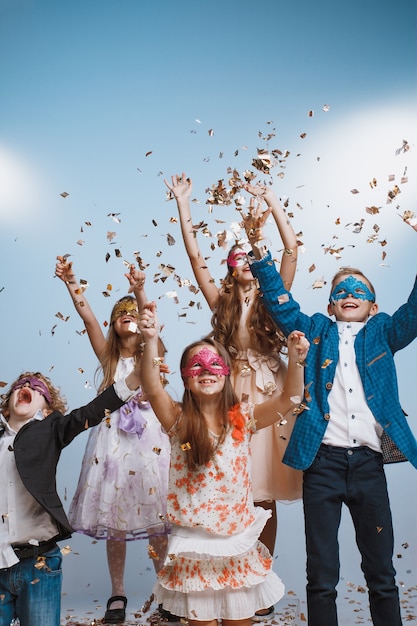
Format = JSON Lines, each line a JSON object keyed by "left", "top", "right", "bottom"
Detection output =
{"left": 0, "top": 411, "right": 58, "bottom": 569}
{"left": 323, "top": 320, "right": 383, "bottom": 451}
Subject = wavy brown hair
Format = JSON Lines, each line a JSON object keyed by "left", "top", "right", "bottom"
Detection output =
{"left": 0, "top": 371, "right": 67, "bottom": 419}
{"left": 210, "top": 244, "right": 286, "bottom": 372}
{"left": 178, "top": 337, "right": 239, "bottom": 471}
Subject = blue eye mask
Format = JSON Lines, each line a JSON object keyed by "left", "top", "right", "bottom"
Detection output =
{"left": 329, "top": 275, "right": 375, "bottom": 303}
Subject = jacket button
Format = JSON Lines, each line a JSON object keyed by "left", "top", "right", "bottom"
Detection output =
{"left": 324, "top": 414, "right": 331, "bottom": 421}
{"left": 325, "top": 382, "right": 333, "bottom": 390}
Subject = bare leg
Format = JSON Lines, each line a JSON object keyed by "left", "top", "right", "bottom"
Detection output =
{"left": 148, "top": 533, "right": 168, "bottom": 575}
{"left": 106, "top": 537, "right": 127, "bottom": 610}
{"left": 254, "top": 500, "right": 277, "bottom": 616}
{"left": 256, "top": 500, "right": 277, "bottom": 555}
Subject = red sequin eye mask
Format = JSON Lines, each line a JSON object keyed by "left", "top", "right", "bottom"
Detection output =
{"left": 181, "top": 347, "right": 230, "bottom": 378}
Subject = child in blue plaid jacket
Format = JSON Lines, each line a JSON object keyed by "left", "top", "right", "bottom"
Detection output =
{"left": 243, "top": 205, "right": 417, "bottom": 626}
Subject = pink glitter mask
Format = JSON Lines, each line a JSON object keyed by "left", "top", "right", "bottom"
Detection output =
{"left": 10, "top": 376, "right": 52, "bottom": 404}
{"left": 181, "top": 347, "right": 230, "bottom": 378}
{"left": 226, "top": 244, "right": 251, "bottom": 268}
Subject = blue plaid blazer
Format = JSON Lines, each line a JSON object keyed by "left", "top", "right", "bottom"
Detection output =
{"left": 249, "top": 251, "right": 417, "bottom": 471}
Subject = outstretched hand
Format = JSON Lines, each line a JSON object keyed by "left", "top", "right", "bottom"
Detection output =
{"left": 55, "top": 255, "right": 74, "bottom": 283}
{"left": 241, "top": 197, "right": 272, "bottom": 245}
{"left": 125, "top": 264, "right": 146, "bottom": 293}
{"left": 139, "top": 301, "right": 159, "bottom": 339}
{"left": 287, "top": 331, "right": 309, "bottom": 366}
{"left": 243, "top": 181, "right": 274, "bottom": 204}
{"left": 164, "top": 172, "right": 193, "bottom": 202}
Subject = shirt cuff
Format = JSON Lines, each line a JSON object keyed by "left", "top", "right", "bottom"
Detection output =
{"left": 113, "top": 378, "right": 142, "bottom": 402}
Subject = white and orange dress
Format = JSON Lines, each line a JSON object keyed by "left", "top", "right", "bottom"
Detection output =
{"left": 153, "top": 404, "right": 285, "bottom": 621}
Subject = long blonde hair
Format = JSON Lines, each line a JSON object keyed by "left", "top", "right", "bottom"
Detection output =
{"left": 178, "top": 338, "right": 239, "bottom": 471}
{"left": 95, "top": 296, "right": 144, "bottom": 392}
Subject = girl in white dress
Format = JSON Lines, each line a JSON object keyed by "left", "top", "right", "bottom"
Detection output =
{"left": 55, "top": 259, "right": 170, "bottom": 624}
{"left": 138, "top": 301, "right": 309, "bottom": 626}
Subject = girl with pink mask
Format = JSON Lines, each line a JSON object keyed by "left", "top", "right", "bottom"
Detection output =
{"left": 138, "top": 301, "right": 309, "bottom": 626}
{"left": 164, "top": 172, "right": 302, "bottom": 619}
{"left": 55, "top": 258, "right": 171, "bottom": 624}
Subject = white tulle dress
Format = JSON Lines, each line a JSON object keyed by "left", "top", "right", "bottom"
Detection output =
{"left": 68, "top": 357, "right": 170, "bottom": 541}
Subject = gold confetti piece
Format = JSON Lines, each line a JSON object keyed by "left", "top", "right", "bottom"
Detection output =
{"left": 152, "top": 447, "right": 161, "bottom": 455}
{"left": 387, "top": 184, "right": 401, "bottom": 202}
{"left": 366, "top": 206, "right": 380, "bottom": 215}
{"left": 312, "top": 278, "right": 325, "bottom": 289}
{"left": 107, "top": 231, "right": 117, "bottom": 241}
{"left": 395, "top": 139, "right": 410, "bottom": 154}
{"left": 0, "top": 381, "right": 7, "bottom": 388}
{"left": 369, "top": 178, "right": 377, "bottom": 188}
{"left": 76, "top": 239, "right": 84, "bottom": 246}
{"left": 308, "top": 264, "right": 316, "bottom": 273}
{"left": 323, "top": 104, "right": 330, "bottom": 112}
{"left": 208, "top": 129, "right": 214, "bottom": 136}
{"left": 321, "top": 359, "right": 333, "bottom": 369}
{"left": 308, "top": 110, "right": 314, "bottom": 117}
{"left": 30, "top": 578, "right": 40, "bottom": 585}
{"left": 181, "top": 442, "right": 191, "bottom": 450}
{"left": 60, "top": 192, "right": 69, "bottom": 198}
{"left": 148, "top": 545, "right": 159, "bottom": 559}
{"left": 145, "top": 150, "right": 152, "bottom": 157}
{"left": 377, "top": 526, "right": 383, "bottom": 533}
{"left": 55, "top": 312, "right": 70, "bottom": 322}
{"left": 278, "top": 293, "right": 290, "bottom": 304}
{"left": 350, "top": 189, "right": 360, "bottom": 194}
{"left": 34, "top": 557, "right": 49, "bottom": 571}
{"left": 107, "top": 212, "right": 121, "bottom": 223}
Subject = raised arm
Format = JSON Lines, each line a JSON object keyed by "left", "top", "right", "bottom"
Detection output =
{"left": 254, "top": 331, "right": 308, "bottom": 429}
{"left": 244, "top": 183, "right": 298, "bottom": 290}
{"left": 165, "top": 172, "right": 220, "bottom": 311}
{"left": 124, "top": 264, "right": 149, "bottom": 311}
{"left": 138, "top": 302, "right": 179, "bottom": 432}
{"left": 55, "top": 256, "right": 107, "bottom": 361}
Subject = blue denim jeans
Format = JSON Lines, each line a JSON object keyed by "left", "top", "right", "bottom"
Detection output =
{"left": 0, "top": 546, "right": 62, "bottom": 626}
{"left": 303, "top": 444, "right": 402, "bottom": 626}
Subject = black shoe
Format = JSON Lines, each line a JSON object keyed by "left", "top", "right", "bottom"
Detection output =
{"left": 252, "top": 606, "right": 275, "bottom": 622}
{"left": 104, "top": 595, "right": 127, "bottom": 624}
{"left": 158, "top": 603, "right": 182, "bottom": 622}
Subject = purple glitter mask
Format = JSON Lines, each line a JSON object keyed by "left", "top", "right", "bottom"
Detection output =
{"left": 10, "top": 376, "right": 52, "bottom": 404}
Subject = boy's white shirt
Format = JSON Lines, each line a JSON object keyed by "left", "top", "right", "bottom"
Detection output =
{"left": 0, "top": 378, "right": 139, "bottom": 568}
{"left": 0, "top": 410, "right": 58, "bottom": 568}
{"left": 323, "top": 320, "right": 383, "bottom": 451}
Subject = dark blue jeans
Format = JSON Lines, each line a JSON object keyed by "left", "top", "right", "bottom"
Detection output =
{"left": 0, "top": 546, "right": 62, "bottom": 626}
{"left": 303, "top": 444, "right": 402, "bottom": 626}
